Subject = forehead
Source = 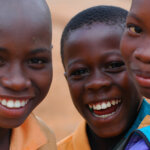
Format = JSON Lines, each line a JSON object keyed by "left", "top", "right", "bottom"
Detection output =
{"left": 0, "top": 0, "right": 51, "bottom": 39}
{"left": 65, "top": 23, "right": 122, "bottom": 50}
{"left": 130, "top": 0, "right": 150, "bottom": 20}
{"left": 63, "top": 23, "right": 123, "bottom": 65}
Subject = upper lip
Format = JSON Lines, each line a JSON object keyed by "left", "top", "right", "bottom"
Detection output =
{"left": 130, "top": 63, "right": 150, "bottom": 78}
{"left": 87, "top": 97, "right": 122, "bottom": 104}
{"left": 0, "top": 95, "right": 33, "bottom": 100}
{"left": 132, "top": 69, "right": 150, "bottom": 78}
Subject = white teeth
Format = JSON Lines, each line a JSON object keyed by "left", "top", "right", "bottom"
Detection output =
{"left": 107, "top": 102, "right": 111, "bottom": 108}
{"left": 111, "top": 100, "right": 116, "bottom": 105}
{"left": 21, "top": 101, "right": 25, "bottom": 107}
{"left": 6, "top": 100, "right": 14, "bottom": 108}
{"left": 14, "top": 100, "right": 21, "bottom": 108}
{"left": 101, "top": 103, "right": 107, "bottom": 109}
{"left": 96, "top": 104, "right": 101, "bottom": 110}
{"left": 116, "top": 100, "right": 119, "bottom": 104}
{"left": 89, "top": 99, "right": 121, "bottom": 111}
{"left": 0, "top": 99, "right": 29, "bottom": 109}
{"left": 1, "top": 99, "right": 7, "bottom": 106}
{"left": 93, "top": 105, "right": 97, "bottom": 110}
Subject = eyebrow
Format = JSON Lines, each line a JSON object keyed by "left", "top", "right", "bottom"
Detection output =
{"left": 30, "top": 48, "right": 51, "bottom": 54}
{"left": 128, "top": 12, "right": 143, "bottom": 23}
{"left": 67, "top": 59, "right": 83, "bottom": 68}
{"left": 0, "top": 46, "right": 52, "bottom": 54}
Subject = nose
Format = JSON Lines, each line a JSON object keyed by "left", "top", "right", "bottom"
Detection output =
{"left": 85, "top": 70, "right": 111, "bottom": 91}
{"left": 134, "top": 47, "right": 150, "bottom": 64}
{"left": 1, "top": 64, "right": 31, "bottom": 91}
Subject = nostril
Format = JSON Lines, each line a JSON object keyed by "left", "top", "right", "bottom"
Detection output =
{"left": 1, "top": 77, "right": 12, "bottom": 88}
{"left": 85, "top": 79, "right": 110, "bottom": 91}
{"left": 1, "top": 76, "right": 31, "bottom": 91}
{"left": 135, "top": 48, "right": 150, "bottom": 64}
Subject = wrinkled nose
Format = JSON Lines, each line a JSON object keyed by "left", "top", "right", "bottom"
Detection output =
{"left": 1, "top": 65, "right": 31, "bottom": 91}
{"left": 135, "top": 47, "right": 150, "bottom": 64}
{"left": 85, "top": 71, "right": 111, "bottom": 91}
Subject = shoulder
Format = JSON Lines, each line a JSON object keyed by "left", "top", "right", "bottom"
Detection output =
{"left": 57, "top": 134, "right": 74, "bottom": 150}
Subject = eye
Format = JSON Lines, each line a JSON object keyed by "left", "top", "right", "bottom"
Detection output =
{"left": 0, "top": 57, "right": 6, "bottom": 67}
{"left": 127, "top": 24, "right": 143, "bottom": 34}
{"left": 69, "top": 68, "right": 89, "bottom": 80}
{"left": 105, "top": 61, "right": 125, "bottom": 73}
{"left": 28, "top": 57, "right": 48, "bottom": 69}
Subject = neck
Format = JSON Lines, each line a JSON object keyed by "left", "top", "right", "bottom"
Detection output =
{"left": 86, "top": 125, "right": 122, "bottom": 150}
{"left": 0, "top": 128, "right": 11, "bottom": 150}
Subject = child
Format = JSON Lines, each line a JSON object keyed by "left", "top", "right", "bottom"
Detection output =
{"left": 0, "top": 0, "right": 56, "bottom": 149}
{"left": 57, "top": 5, "right": 150, "bottom": 150}
{"left": 120, "top": 0, "right": 150, "bottom": 149}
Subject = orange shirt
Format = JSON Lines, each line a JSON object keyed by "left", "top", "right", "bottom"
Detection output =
{"left": 57, "top": 121, "right": 90, "bottom": 150}
{"left": 10, "top": 113, "right": 57, "bottom": 150}
{"left": 57, "top": 116, "right": 150, "bottom": 150}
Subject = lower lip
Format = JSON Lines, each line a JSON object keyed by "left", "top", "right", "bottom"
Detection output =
{"left": 0, "top": 102, "right": 29, "bottom": 118}
{"left": 93, "top": 104, "right": 119, "bottom": 116}
{"left": 135, "top": 75, "right": 150, "bottom": 88}
{"left": 89, "top": 102, "right": 121, "bottom": 119}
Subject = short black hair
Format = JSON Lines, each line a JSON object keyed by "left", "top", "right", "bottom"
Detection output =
{"left": 61, "top": 5, "right": 128, "bottom": 65}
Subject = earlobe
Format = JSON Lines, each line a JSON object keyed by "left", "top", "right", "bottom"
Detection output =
{"left": 64, "top": 72, "right": 67, "bottom": 79}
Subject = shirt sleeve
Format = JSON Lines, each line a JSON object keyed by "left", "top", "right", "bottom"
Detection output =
{"left": 125, "top": 134, "right": 150, "bottom": 150}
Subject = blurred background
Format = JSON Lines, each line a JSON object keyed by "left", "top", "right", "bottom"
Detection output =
{"left": 34, "top": 0, "right": 131, "bottom": 141}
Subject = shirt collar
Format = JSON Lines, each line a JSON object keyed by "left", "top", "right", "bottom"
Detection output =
{"left": 125, "top": 98, "right": 150, "bottom": 137}
{"left": 10, "top": 113, "right": 47, "bottom": 150}
{"left": 73, "top": 121, "right": 91, "bottom": 150}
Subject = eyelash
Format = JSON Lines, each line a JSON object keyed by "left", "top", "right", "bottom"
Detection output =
{"left": 69, "top": 68, "right": 89, "bottom": 80}
{"left": 105, "top": 61, "right": 125, "bottom": 73}
{"left": 0, "top": 57, "right": 6, "bottom": 66}
{"left": 127, "top": 24, "right": 143, "bottom": 35}
{"left": 27, "top": 57, "right": 49, "bottom": 69}
{"left": 28, "top": 58, "right": 47, "bottom": 64}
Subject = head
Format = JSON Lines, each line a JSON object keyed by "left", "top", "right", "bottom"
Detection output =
{"left": 61, "top": 6, "right": 142, "bottom": 138}
{"left": 0, "top": 0, "right": 52, "bottom": 128}
{"left": 121, "top": 0, "right": 150, "bottom": 98}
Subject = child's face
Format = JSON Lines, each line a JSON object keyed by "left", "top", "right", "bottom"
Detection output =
{"left": 63, "top": 23, "right": 141, "bottom": 138}
{"left": 121, "top": 0, "right": 150, "bottom": 98}
{"left": 0, "top": 5, "right": 52, "bottom": 128}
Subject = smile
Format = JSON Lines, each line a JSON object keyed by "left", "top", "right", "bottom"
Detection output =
{"left": 88, "top": 99, "right": 121, "bottom": 118}
{"left": 0, "top": 97, "right": 29, "bottom": 109}
{"left": 132, "top": 70, "right": 150, "bottom": 88}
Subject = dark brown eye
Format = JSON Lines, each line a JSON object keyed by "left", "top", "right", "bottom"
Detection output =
{"left": 0, "top": 57, "right": 6, "bottom": 66}
{"left": 69, "top": 68, "right": 89, "bottom": 80}
{"left": 127, "top": 24, "right": 142, "bottom": 34}
{"left": 71, "top": 68, "right": 89, "bottom": 76}
{"left": 105, "top": 61, "right": 125, "bottom": 73}
{"left": 28, "top": 58, "right": 44, "bottom": 64}
{"left": 108, "top": 62, "right": 125, "bottom": 69}
{"left": 28, "top": 57, "right": 48, "bottom": 69}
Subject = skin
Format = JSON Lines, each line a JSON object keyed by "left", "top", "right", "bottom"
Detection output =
{"left": 121, "top": 0, "right": 150, "bottom": 98}
{"left": 63, "top": 23, "right": 142, "bottom": 150}
{"left": 0, "top": 0, "right": 52, "bottom": 149}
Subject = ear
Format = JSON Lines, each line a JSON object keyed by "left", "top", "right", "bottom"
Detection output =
{"left": 64, "top": 72, "right": 67, "bottom": 80}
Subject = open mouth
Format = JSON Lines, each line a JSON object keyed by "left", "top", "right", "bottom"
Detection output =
{"left": 88, "top": 99, "right": 121, "bottom": 119}
{"left": 0, "top": 98, "right": 29, "bottom": 109}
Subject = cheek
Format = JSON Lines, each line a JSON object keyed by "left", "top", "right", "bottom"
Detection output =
{"left": 114, "top": 72, "right": 132, "bottom": 92}
{"left": 32, "top": 69, "right": 53, "bottom": 98}
{"left": 67, "top": 81, "right": 83, "bottom": 109}
{"left": 121, "top": 33, "right": 137, "bottom": 62}
{"left": 117, "top": 72, "right": 140, "bottom": 107}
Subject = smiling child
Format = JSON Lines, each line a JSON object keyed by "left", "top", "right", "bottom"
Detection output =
{"left": 120, "top": 0, "right": 150, "bottom": 149}
{"left": 0, "top": 0, "right": 57, "bottom": 150}
{"left": 56, "top": 5, "right": 150, "bottom": 150}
